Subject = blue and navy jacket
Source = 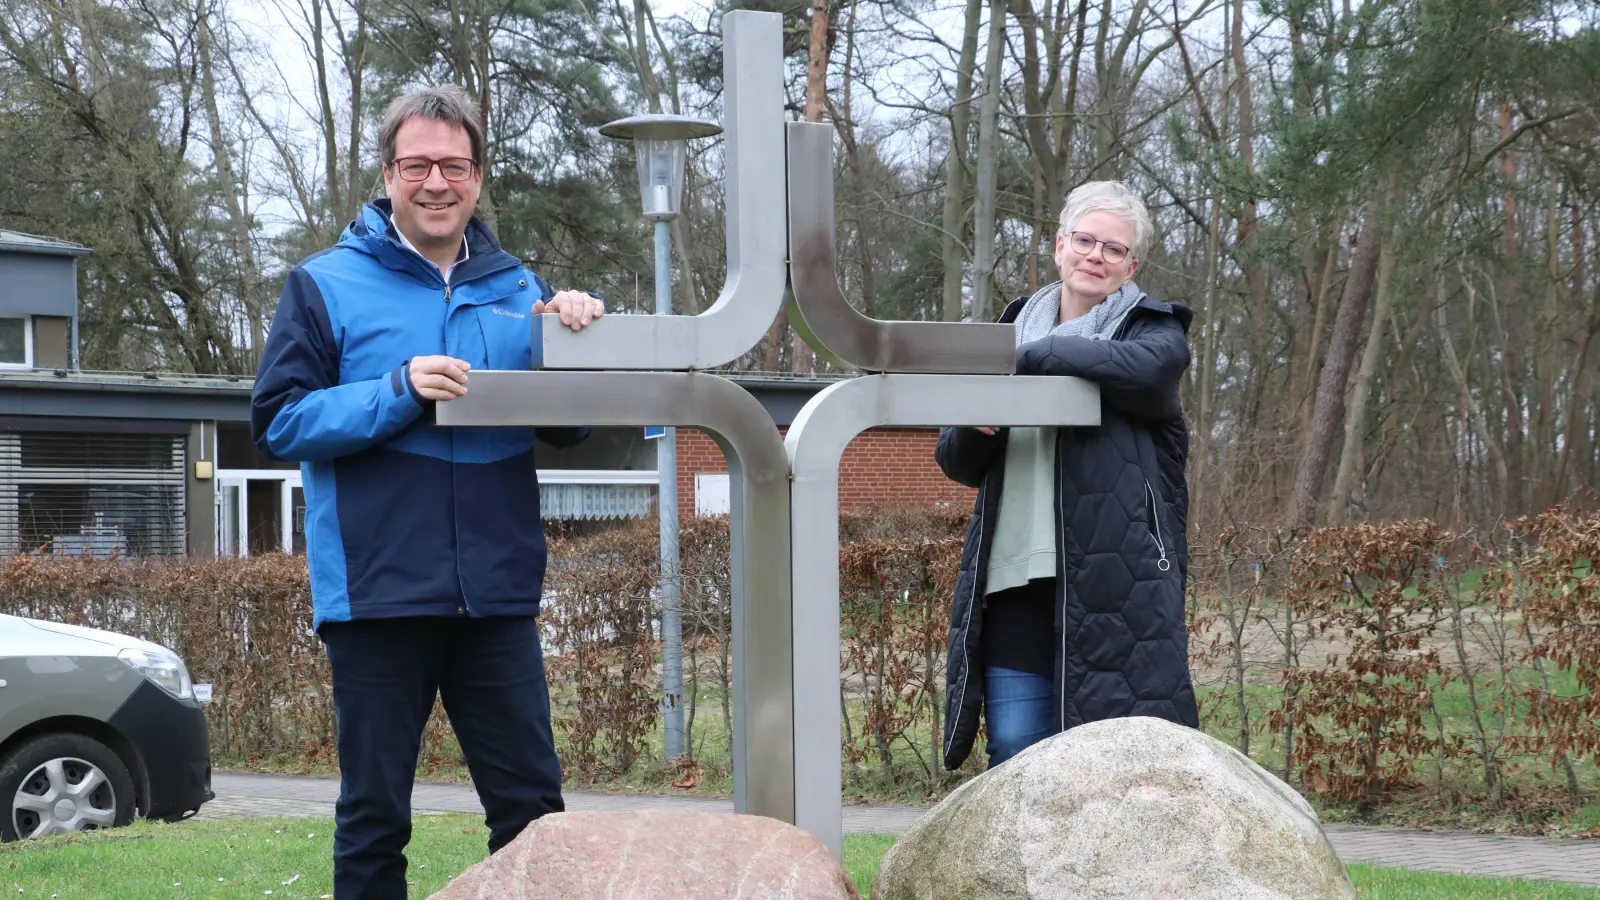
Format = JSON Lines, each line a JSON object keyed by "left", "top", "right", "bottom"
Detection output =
{"left": 250, "top": 200, "right": 589, "bottom": 629}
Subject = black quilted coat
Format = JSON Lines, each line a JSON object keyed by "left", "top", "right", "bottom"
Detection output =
{"left": 937, "top": 290, "right": 1201, "bottom": 770}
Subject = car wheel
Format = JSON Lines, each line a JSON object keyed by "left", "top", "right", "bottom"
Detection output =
{"left": 0, "top": 733, "right": 136, "bottom": 841}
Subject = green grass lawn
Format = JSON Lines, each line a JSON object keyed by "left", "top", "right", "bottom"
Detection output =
{"left": 3, "top": 815, "right": 1596, "bottom": 899}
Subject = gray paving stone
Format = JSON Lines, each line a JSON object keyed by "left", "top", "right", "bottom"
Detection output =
{"left": 205, "top": 773, "right": 1600, "bottom": 887}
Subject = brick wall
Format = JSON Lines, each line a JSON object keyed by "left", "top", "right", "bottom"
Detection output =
{"left": 675, "top": 429, "right": 729, "bottom": 520}
{"left": 673, "top": 427, "right": 977, "bottom": 520}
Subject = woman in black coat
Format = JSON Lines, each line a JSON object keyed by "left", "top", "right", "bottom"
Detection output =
{"left": 937, "top": 180, "right": 1200, "bottom": 771}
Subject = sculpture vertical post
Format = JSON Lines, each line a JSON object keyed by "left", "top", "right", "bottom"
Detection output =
{"left": 784, "top": 120, "right": 1103, "bottom": 858}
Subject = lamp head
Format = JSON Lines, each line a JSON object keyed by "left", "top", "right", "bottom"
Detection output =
{"left": 599, "top": 114, "right": 723, "bottom": 221}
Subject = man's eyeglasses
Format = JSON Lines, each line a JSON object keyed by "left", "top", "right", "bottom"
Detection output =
{"left": 389, "top": 157, "right": 478, "bottom": 183}
{"left": 1066, "top": 231, "right": 1132, "bottom": 264}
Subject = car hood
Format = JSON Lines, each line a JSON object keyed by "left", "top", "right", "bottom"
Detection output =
{"left": 1, "top": 614, "right": 174, "bottom": 658}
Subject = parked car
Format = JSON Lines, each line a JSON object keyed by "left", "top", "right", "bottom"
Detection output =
{"left": 0, "top": 614, "right": 214, "bottom": 840}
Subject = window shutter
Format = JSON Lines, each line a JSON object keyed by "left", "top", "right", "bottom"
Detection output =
{"left": 0, "top": 431, "right": 187, "bottom": 557}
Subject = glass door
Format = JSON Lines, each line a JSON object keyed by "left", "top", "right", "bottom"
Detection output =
{"left": 246, "top": 479, "right": 281, "bottom": 555}
{"left": 215, "top": 476, "right": 245, "bottom": 556}
{"left": 213, "top": 471, "right": 302, "bottom": 556}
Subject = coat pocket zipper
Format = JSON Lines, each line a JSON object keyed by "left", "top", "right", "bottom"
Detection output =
{"left": 474, "top": 308, "right": 490, "bottom": 369}
{"left": 1144, "top": 479, "right": 1172, "bottom": 572}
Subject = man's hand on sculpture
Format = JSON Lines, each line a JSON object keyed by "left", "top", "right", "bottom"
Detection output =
{"left": 535, "top": 291, "right": 605, "bottom": 331}
{"left": 410, "top": 355, "right": 472, "bottom": 401}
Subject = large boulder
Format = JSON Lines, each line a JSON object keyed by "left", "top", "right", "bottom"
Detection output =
{"left": 873, "top": 716, "right": 1355, "bottom": 900}
{"left": 429, "top": 809, "right": 859, "bottom": 900}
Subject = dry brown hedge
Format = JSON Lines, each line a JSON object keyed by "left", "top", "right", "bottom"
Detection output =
{"left": 3, "top": 506, "right": 1595, "bottom": 815}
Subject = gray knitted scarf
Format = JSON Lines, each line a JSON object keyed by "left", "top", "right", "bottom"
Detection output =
{"left": 1014, "top": 280, "right": 1143, "bottom": 347}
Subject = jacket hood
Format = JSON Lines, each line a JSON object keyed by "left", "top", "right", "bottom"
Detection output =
{"left": 1001, "top": 284, "right": 1194, "bottom": 333}
{"left": 1136, "top": 293, "right": 1194, "bottom": 332}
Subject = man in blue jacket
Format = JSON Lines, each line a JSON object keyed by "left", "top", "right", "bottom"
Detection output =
{"left": 250, "top": 85, "right": 605, "bottom": 899}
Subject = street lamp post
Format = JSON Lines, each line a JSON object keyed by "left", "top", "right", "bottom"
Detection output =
{"left": 599, "top": 113, "right": 722, "bottom": 763}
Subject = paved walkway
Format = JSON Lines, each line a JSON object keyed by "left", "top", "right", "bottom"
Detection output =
{"left": 206, "top": 773, "right": 1600, "bottom": 887}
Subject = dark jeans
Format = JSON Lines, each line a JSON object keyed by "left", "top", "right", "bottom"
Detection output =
{"left": 320, "top": 615, "right": 564, "bottom": 900}
{"left": 984, "top": 665, "right": 1054, "bottom": 767}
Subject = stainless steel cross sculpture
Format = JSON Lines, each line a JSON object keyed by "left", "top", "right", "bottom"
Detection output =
{"left": 437, "top": 8, "right": 1102, "bottom": 861}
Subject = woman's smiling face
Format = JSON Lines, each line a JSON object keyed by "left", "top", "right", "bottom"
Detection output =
{"left": 1055, "top": 210, "right": 1140, "bottom": 302}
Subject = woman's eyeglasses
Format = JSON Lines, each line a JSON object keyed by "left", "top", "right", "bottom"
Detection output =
{"left": 1066, "top": 231, "right": 1132, "bottom": 264}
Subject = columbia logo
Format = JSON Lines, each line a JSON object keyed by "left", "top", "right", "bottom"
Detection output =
{"left": 492, "top": 308, "right": 527, "bottom": 319}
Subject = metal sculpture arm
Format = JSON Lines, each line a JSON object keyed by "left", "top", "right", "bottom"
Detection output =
{"left": 786, "top": 122, "right": 1017, "bottom": 374}
{"left": 531, "top": 11, "right": 787, "bottom": 372}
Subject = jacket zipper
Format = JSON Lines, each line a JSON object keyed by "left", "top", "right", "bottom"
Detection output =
{"left": 1145, "top": 480, "right": 1171, "bottom": 572}
{"left": 443, "top": 285, "right": 452, "bottom": 347}
{"left": 1056, "top": 430, "right": 1069, "bottom": 730}
{"left": 441, "top": 281, "right": 469, "bottom": 614}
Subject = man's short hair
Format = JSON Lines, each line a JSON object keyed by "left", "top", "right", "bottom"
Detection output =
{"left": 378, "top": 86, "right": 486, "bottom": 166}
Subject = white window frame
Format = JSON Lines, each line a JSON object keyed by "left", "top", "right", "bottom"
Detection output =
{"left": 0, "top": 315, "right": 31, "bottom": 369}
{"left": 536, "top": 469, "right": 658, "bottom": 485}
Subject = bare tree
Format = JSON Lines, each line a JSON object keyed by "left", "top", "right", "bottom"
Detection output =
{"left": 938, "top": 0, "right": 983, "bottom": 322}
{"left": 197, "top": 0, "right": 267, "bottom": 366}
{"left": 968, "top": 0, "right": 1006, "bottom": 323}
{"left": 1328, "top": 237, "right": 1397, "bottom": 520}
{"left": 1010, "top": 0, "right": 1091, "bottom": 291}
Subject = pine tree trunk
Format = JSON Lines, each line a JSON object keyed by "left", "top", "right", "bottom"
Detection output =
{"left": 1286, "top": 189, "right": 1388, "bottom": 529}
{"left": 805, "top": 0, "right": 830, "bottom": 121}
{"left": 1497, "top": 104, "right": 1525, "bottom": 518}
{"left": 1328, "top": 240, "right": 1397, "bottom": 521}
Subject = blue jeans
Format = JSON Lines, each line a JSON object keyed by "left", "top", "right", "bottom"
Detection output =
{"left": 983, "top": 666, "right": 1055, "bottom": 767}
{"left": 320, "top": 616, "right": 564, "bottom": 900}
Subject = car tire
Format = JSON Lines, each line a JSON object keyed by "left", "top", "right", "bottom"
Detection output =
{"left": 0, "top": 733, "right": 136, "bottom": 841}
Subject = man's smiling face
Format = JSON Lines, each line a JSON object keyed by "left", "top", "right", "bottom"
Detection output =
{"left": 383, "top": 117, "right": 481, "bottom": 258}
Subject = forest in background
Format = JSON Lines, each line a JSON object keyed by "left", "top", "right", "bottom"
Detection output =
{"left": 2, "top": 0, "right": 1599, "bottom": 531}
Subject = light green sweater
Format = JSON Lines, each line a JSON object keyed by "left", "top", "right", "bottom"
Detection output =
{"left": 985, "top": 426, "right": 1057, "bottom": 594}
{"left": 987, "top": 279, "right": 1141, "bottom": 596}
